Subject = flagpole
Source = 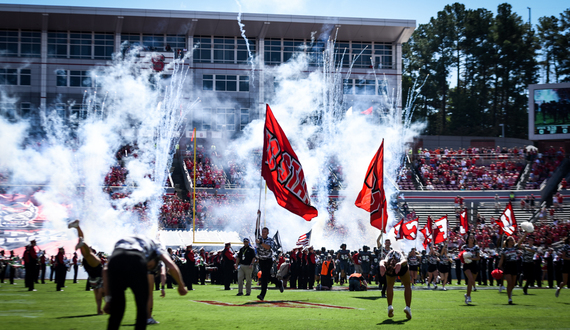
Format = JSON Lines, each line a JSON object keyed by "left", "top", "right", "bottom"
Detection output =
{"left": 192, "top": 127, "right": 197, "bottom": 243}
{"left": 264, "top": 183, "right": 267, "bottom": 228}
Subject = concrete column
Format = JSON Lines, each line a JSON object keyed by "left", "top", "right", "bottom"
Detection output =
{"left": 40, "top": 13, "right": 48, "bottom": 114}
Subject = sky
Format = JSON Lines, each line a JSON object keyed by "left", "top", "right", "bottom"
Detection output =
{"left": 0, "top": 0, "right": 568, "bottom": 26}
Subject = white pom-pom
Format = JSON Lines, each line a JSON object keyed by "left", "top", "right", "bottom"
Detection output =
{"left": 463, "top": 251, "right": 473, "bottom": 264}
{"left": 520, "top": 221, "right": 534, "bottom": 233}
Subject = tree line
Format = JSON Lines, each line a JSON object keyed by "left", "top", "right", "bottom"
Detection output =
{"left": 402, "top": 2, "right": 570, "bottom": 139}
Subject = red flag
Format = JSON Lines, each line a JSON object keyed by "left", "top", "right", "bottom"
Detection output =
{"left": 432, "top": 215, "right": 448, "bottom": 244}
{"left": 419, "top": 223, "right": 432, "bottom": 249}
{"left": 261, "top": 104, "right": 318, "bottom": 221}
{"left": 393, "top": 218, "right": 404, "bottom": 240}
{"left": 459, "top": 209, "right": 468, "bottom": 236}
{"left": 361, "top": 106, "right": 373, "bottom": 115}
{"left": 395, "top": 217, "right": 418, "bottom": 240}
{"left": 355, "top": 140, "right": 389, "bottom": 232}
{"left": 496, "top": 202, "right": 517, "bottom": 236}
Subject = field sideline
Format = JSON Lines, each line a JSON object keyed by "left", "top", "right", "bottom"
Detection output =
{"left": 1, "top": 280, "right": 569, "bottom": 329}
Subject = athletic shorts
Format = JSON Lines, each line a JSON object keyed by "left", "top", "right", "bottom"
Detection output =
{"left": 409, "top": 265, "right": 418, "bottom": 272}
{"left": 503, "top": 262, "right": 517, "bottom": 276}
{"left": 463, "top": 262, "right": 478, "bottom": 274}
{"left": 428, "top": 264, "right": 438, "bottom": 273}
{"left": 438, "top": 264, "right": 450, "bottom": 273}
{"left": 89, "top": 276, "right": 103, "bottom": 289}
{"left": 386, "top": 265, "right": 409, "bottom": 278}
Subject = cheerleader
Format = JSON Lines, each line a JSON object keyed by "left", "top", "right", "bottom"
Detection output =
{"left": 380, "top": 249, "right": 412, "bottom": 320}
{"left": 438, "top": 244, "right": 452, "bottom": 291}
{"left": 498, "top": 234, "right": 526, "bottom": 304}
{"left": 408, "top": 248, "right": 420, "bottom": 286}
{"left": 426, "top": 247, "right": 439, "bottom": 289}
{"left": 556, "top": 236, "right": 570, "bottom": 297}
{"left": 462, "top": 232, "right": 481, "bottom": 304}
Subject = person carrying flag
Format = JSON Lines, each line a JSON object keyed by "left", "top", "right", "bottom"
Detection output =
{"left": 255, "top": 225, "right": 284, "bottom": 301}
{"left": 380, "top": 249, "right": 412, "bottom": 320}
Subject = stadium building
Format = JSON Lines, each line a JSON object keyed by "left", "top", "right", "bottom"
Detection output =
{"left": 0, "top": 4, "right": 415, "bottom": 137}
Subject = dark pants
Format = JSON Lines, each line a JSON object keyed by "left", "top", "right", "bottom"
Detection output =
{"left": 49, "top": 266, "right": 55, "bottom": 281}
{"left": 259, "top": 258, "right": 281, "bottom": 299}
{"left": 40, "top": 264, "right": 46, "bottom": 284}
{"left": 523, "top": 263, "right": 535, "bottom": 289}
{"left": 307, "top": 263, "right": 316, "bottom": 289}
{"left": 199, "top": 265, "right": 206, "bottom": 285}
{"left": 55, "top": 264, "right": 66, "bottom": 291}
{"left": 73, "top": 264, "right": 79, "bottom": 283}
{"left": 290, "top": 263, "right": 298, "bottom": 289}
{"left": 25, "top": 263, "right": 37, "bottom": 290}
{"left": 223, "top": 265, "right": 234, "bottom": 290}
{"left": 547, "top": 261, "right": 554, "bottom": 288}
{"left": 0, "top": 264, "right": 5, "bottom": 283}
{"left": 9, "top": 266, "right": 16, "bottom": 284}
{"left": 107, "top": 249, "right": 149, "bottom": 330}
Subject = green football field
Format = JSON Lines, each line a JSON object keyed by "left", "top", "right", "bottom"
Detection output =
{"left": 1, "top": 280, "right": 569, "bottom": 329}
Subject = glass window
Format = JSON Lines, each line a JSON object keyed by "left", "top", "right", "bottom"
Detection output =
{"left": 0, "top": 69, "right": 17, "bottom": 85}
{"left": 283, "top": 39, "right": 305, "bottom": 63}
{"left": 20, "top": 31, "right": 41, "bottom": 58}
{"left": 20, "top": 102, "right": 31, "bottom": 118}
{"left": 121, "top": 34, "right": 141, "bottom": 47}
{"left": 202, "top": 108, "right": 212, "bottom": 130}
{"left": 237, "top": 38, "right": 255, "bottom": 64}
{"left": 374, "top": 43, "right": 393, "bottom": 69}
{"left": 70, "top": 32, "right": 92, "bottom": 59}
{"left": 307, "top": 41, "right": 325, "bottom": 67}
{"left": 94, "top": 33, "right": 114, "bottom": 59}
{"left": 20, "top": 69, "right": 31, "bottom": 85}
{"left": 48, "top": 32, "right": 68, "bottom": 58}
{"left": 239, "top": 76, "right": 249, "bottom": 92}
{"left": 56, "top": 69, "right": 67, "bottom": 86}
{"left": 351, "top": 42, "right": 372, "bottom": 68}
{"left": 194, "top": 36, "right": 212, "bottom": 63}
{"left": 142, "top": 34, "right": 164, "bottom": 50}
{"left": 355, "top": 79, "right": 375, "bottom": 95}
{"left": 240, "top": 108, "right": 249, "bottom": 130}
{"left": 264, "top": 39, "right": 282, "bottom": 65}
{"left": 334, "top": 42, "right": 350, "bottom": 67}
{"left": 203, "top": 75, "right": 213, "bottom": 90}
{"left": 0, "top": 102, "right": 17, "bottom": 120}
{"left": 213, "top": 37, "right": 235, "bottom": 64}
{"left": 166, "top": 35, "right": 186, "bottom": 51}
{"left": 216, "top": 108, "right": 235, "bottom": 131}
{"left": 0, "top": 30, "right": 19, "bottom": 57}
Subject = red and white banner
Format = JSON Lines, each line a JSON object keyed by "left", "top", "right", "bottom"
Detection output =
{"left": 459, "top": 209, "right": 468, "bottom": 236}
{"left": 496, "top": 202, "right": 517, "bottom": 236}
{"left": 261, "top": 104, "right": 318, "bottom": 221}
{"left": 355, "top": 140, "right": 388, "bottom": 232}
{"left": 432, "top": 215, "right": 448, "bottom": 244}
{"left": 420, "top": 216, "right": 433, "bottom": 249}
{"left": 394, "top": 217, "right": 418, "bottom": 241}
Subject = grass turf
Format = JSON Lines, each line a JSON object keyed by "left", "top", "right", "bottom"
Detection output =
{"left": 1, "top": 280, "right": 569, "bottom": 329}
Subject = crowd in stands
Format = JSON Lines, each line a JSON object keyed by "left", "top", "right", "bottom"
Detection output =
{"left": 184, "top": 147, "right": 226, "bottom": 188}
{"left": 159, "top": 195, "right": 190, "bottom": 229}
{"left": 399, "top": 145, "right": 567, "bottom": 191}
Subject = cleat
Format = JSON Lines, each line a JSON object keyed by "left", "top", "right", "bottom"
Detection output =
{"left": 556, "top": 288, "right": 561, "bottom": 298}
{"left": 443, "top": 287, "right": 447, "bottom": 291}
{"left": 257, "top": 295, "right": 264, "bottom": 301}
{"left": 147, "top": 317, "right": 159, "bottom": 325}
{"left": 508, "top": 298, "right": 513, "bottom": 305}
{"left": 279, "top": 280, "right": 284, "bottom": 293}
{"left": 68, "top": 219, "right": 79, "bottom": 229}
{"left": 236, "top": 292, "right": 243, "bottom": 296}
{"left": 388, "top": 305, "right": 394, "bottom": 318}
{"left": 523, "top": 287, "right": 528, "bottom": 295}
{"left": 404, "top": 306, "right": 412, "bottom": 320}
